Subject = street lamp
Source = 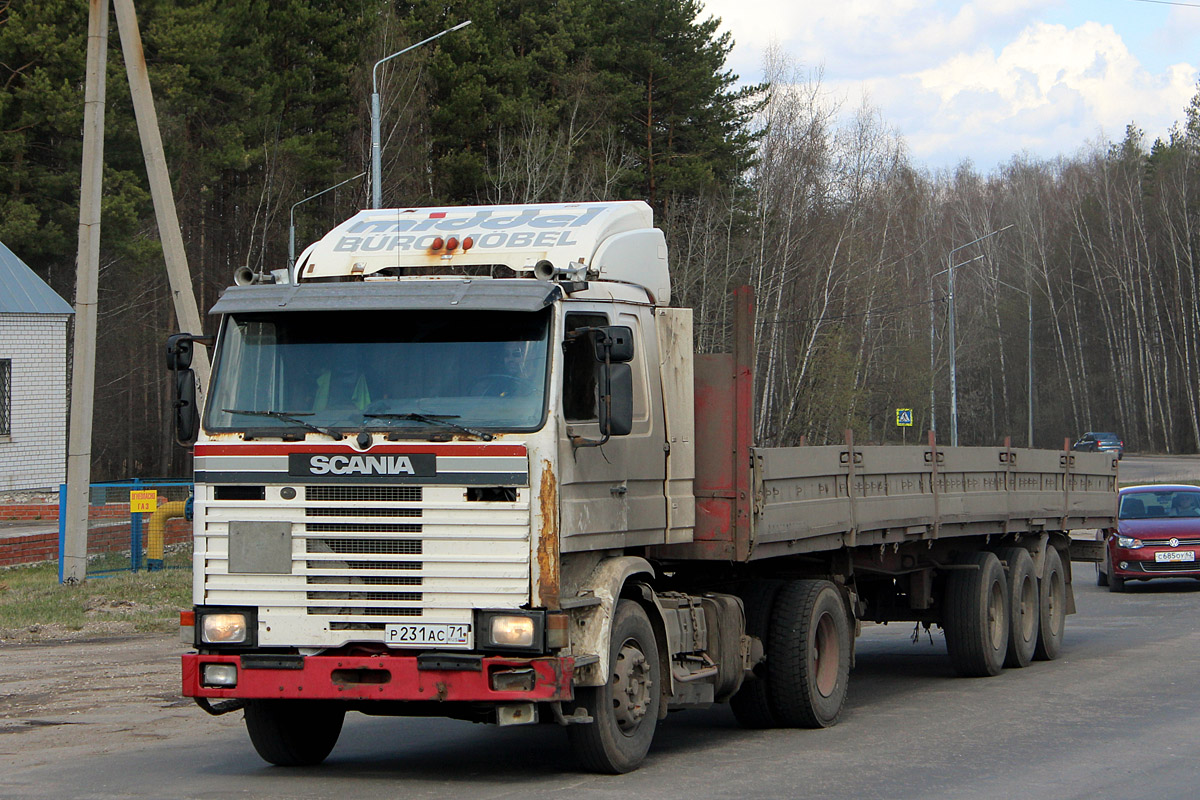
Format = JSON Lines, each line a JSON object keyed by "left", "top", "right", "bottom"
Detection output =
{"left": 945, "top": 224, "right": 1014, "bottom": 446}
{"left": 289, "top": 171, "right": 366, "bottom": 269}
{"left": 370, "top": 20, "right": 472, "bottom": 209}
{"left": 930, "top": 255, "right": 983, "bottom": 438}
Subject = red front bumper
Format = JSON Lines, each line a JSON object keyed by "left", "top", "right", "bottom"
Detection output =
{"left": 183, "top": 652, "right": 575, "bottom": 703}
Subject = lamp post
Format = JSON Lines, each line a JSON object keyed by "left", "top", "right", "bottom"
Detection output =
{"left": 930, "top": 255, "right": 983, "bottom": 440}
{"left": 289, "top": 171, "right": 366, "bottom": 269}
{"left": 370, "top": 20, "right": 472, "bottom": 209}
{"left": 945, "top": 224, "right": 1013, "bottom": 446}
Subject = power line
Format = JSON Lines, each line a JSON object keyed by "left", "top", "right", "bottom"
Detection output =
{"left": 1125, "top": 0, "right": 1200, "bottom": 8}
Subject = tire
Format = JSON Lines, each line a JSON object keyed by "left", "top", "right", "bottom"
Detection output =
{"left": 1096, "top": 561, "right": 1109, "bottom": 587}
{"left": 568, "top": 600, "right": 661, "bottom": 774}
{"left": 729, "top": 579, "right": 784, "bottom": 729}
{"left": 766, "top": 579, "right": 851, "bottom": 728}
{"left": 244, "top": 700, "right": 345, "bottom": 766}
{"left": 996, "top": 547, "right": 1039, "bottom": 669}
{"left": 943, "top": 551, "right": 1009, "bottom": 677}
{"left": 1108, "top": 564, "right": 1126, "bottom": 593}
{"left": 1034, "top": 546, "right": 1066, "bottom": 660}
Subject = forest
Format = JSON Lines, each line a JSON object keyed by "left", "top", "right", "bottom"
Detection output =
{"left": 3, "top": 0, "right": 1200, "bottom": 480}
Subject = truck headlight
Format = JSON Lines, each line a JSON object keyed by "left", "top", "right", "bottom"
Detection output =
{"left": 202, "top": 613, "right": 248, "bottom": 643}
{"left": 475, "top": 610, "right": 545, "bottom": 652}
{"left": 491, "top": 616, "right": 535, "bottom": 647}
{"left": 194, "top": 606, "right": 257, "bottom": 647}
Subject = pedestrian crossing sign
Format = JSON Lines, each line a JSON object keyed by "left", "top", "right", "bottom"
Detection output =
{"left": 896, "top": 408, "right": 913, "bottom": 427}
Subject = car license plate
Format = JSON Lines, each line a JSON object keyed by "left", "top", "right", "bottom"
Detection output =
{"left": 1155, "top": 550, "right": 1196, "bottom": 563}
{"left": 385, "top": 622, "right": 473, "bottom": 648}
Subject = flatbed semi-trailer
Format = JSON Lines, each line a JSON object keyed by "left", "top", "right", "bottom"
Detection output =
{"left": 170, "top": 202, "right": 1117, "bottom": 773}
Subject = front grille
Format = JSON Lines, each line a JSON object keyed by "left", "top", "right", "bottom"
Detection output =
{"left": 1136, "top": 561, "right": 1200, "bottom": 573}
{"left": 202, "top": 461, "right": 531, "bottom": 646}
{"left": 307, "top": 486, "right": 422, "bottom": 503}
{"left": 306, "top": 522, "right": 423, "bottom": 534}
{"left": 307, "top": 538, "right": 422, "bottom": 555}
{"left": 306, "top": 506, "right": 421, "bottom": 518}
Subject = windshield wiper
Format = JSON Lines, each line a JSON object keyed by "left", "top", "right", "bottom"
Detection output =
{"left": 363, "top": 412, "right": 494, "bottom": 442}
{"left": 223, "top": 409, "right": 343, "bottom": 440}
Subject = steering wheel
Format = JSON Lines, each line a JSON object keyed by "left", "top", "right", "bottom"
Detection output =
{"left": 471, "top": 374, "right": 525, "bottom": 397}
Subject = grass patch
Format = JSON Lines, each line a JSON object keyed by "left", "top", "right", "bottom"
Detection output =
{"left": 0, "top": 546, "right": 191, "bottom": 638}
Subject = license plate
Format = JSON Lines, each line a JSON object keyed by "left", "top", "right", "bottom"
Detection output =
{"left": 1155, "top": 551, "right": 1196, "bottom": 563}
{"left": 385, "top": 622, "right": 473, "bottom": 648}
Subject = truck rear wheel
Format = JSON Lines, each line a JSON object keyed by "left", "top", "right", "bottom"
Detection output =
{"left": 996, "top": 547, "right": 1039, "bottom": 668}
{"left": 767, "top": 579, "right": 851, "bottom": 728}
{"left": 568, "top": 599, "right": 661, "bottom": 774}
{"left": 244, "top": 699, "right": 345, "bottom": 766}
{"left": 943, "top": 551, "right": 1009, "bottom": 677}
{"left": 1034, "top": 546, "right": 1067, "bottom": 659}
{"left": 729, "top": 579, "right": 784, "bottom": 729}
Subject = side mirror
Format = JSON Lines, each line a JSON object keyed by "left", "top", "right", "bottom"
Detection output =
{"left": 166, "top": 333, "right": 195, "bottom": 371}
{"left": 590, "top": 326, "right": 634, "bottom": 363}
{"left": 174, "top": 369, "right": 199, "bottom": 445}
{"left": 599, "top": 363, "right": 633, "bottom": 437}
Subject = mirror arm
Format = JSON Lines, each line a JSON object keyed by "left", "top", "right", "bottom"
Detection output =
{"left": 571, "top": 350, "right": 613, "bottom": 449}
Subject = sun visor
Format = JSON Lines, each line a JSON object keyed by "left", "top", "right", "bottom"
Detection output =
{"left": 209, "top": 280, "right": 562, "bottom": 315}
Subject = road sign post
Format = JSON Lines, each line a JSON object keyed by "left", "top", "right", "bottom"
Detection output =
{"left": 896, "top": 408, "right": 913, "bottom": 445}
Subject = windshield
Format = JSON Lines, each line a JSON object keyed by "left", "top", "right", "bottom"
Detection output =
{"left": 1120, "top": 491, "right": 1200, "bottom": 519}
{"left": 205, "top": 308, "right": 551, "bottom": 436}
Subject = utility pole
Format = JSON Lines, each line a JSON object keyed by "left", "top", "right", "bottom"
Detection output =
{"left": 112, "top": 0, "right": 209, "bottom": 390}
{"left": 63, "top": 0, "right": 109, "bottom": 583}
{"left": 63, "top": 0, "right": 211, "bottom": 582}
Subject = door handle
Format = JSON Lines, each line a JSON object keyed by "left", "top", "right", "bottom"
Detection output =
{"left": 610, "top": 483, "right": 628, "bottom": 497}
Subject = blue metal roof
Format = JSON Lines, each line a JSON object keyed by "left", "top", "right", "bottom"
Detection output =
{"left": 0, "top": 239, "right": 74, "bottom": 315}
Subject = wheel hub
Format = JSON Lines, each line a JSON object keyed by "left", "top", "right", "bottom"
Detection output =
{"left": 612, "top": 639, "right": 653, "bottom": 733}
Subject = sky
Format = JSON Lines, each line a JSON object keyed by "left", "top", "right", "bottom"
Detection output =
{"left": 700, "top": 0, "right": 1200, "bottom": 171}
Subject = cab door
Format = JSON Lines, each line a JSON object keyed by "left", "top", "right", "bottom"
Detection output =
{"left": 556, "top": 303, "right": 667, "bottom": 551}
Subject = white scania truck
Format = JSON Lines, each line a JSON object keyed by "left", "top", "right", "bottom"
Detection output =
{"left": 169, "top": 201, "right": 1116, "bottom": 773}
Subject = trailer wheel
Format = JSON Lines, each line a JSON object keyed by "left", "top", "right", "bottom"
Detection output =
{"left": 729, "top": 579, "right": 784, "bottom": 729}
{"left": 943, "top": 551, "right": 1009, "bottom": 677}
{"left": 1034, "top": 546, "right": 1066, "bottom": 660}
{"left": 996, "top": 547, "right": 1039, "bottom": 668}
{"left": 767, "top": 579, "right": 851, "bottom": 728}
{"left": 244, "top": 700, "right": 345, "bottom": 766}
{"left": 568, "top": 599, "right": 661, "bottom": 774}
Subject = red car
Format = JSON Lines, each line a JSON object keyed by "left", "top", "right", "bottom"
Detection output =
{"left": 1098, "top": 485, "right": 1200, "bottom": 591}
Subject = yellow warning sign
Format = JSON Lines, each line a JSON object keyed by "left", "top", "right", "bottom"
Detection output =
{"left": 896, "top": 408, "right": 914, "bottom": 427}
{"left": 129, "top": 490, "right": 158, "bottom": 513}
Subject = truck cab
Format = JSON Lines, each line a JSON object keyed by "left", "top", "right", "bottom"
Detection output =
{"left": 174, "top": 202, "right": 712, "bottom": 773}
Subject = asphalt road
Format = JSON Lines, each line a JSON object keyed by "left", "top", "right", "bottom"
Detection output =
{"left": 1117, "top": 453, "right": 1200, "bottom": 485}
{"left": 3, "top": 571, "right": 1199, "bottom": 800}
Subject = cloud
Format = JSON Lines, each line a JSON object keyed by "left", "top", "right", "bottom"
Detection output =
{"left": 870, "top": 21, "right": 1198, "bottom": 165}
{"left": 702, "top": 1, "right": 1199, "bottom": 169}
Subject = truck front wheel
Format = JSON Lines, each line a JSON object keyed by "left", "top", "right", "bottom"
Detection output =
{"left": 244, "top": 699, "right": 345, "bottom": 766}
{"left": 568, "top": 599, "right": 661, "bottom": 774}
{"left": 943, "top": 551, "right": 1009, "bottom": 677}
{"left": 767, "top": 579, "right": 851, "bottom": 728}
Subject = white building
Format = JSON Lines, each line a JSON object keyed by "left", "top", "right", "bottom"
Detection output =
{"left": 0, "top": 241, "right": 74, "bottom": 493}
